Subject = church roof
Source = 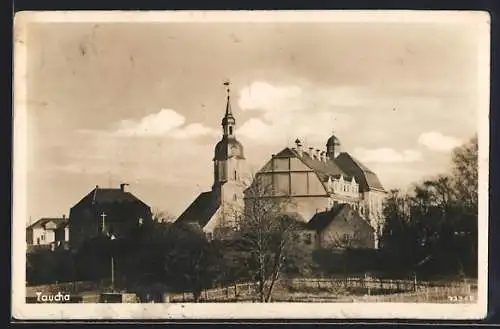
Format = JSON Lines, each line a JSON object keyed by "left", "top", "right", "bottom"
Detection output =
{"left": 334, "top": 152, "right": 385, "bottom": 192}
{"left": 175, "top": 190, "right": 221, "bottom": 228}
{"left": 71, "top": 186, "right": 151, "bottom": 209}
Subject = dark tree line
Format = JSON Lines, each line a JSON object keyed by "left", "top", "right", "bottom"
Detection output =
{"left": 379, "top": 135, "right": 478, "bottom": 278}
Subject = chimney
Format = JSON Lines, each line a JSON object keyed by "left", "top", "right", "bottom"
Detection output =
{"left": 120, "top": 183, "right": 129, "bottom": 192}
{"left": 320, "top": 151, "right": 326, "bottom": 162}
{"left": 316, "top": 149, "right": 321, "bottom": 160}
{"left": 62, "top": 214, "right": 66, "bottom": 219}
{"left": 309, "top": 147, "right": 314, "bottom": 158}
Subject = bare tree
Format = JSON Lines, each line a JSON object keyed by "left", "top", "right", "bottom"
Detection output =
{"left": 451, "top": 135, "right": 478, "bottom": 215}
{"left": 152, "top": 208, "right": 176, "bottom": 223}
{"left": 231, "top": 173, "right": 307, "bottom": 302}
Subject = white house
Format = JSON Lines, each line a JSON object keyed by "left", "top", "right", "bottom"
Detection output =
{"left": 26, "top": 216, "right": 69, "bottom": 247}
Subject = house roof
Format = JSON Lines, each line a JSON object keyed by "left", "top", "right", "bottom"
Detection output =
{"left": 175, "top": 190, "right": 221, "bottom": 228}
{"left": 306, "top": 203, "right": 376, "bottom": 233}
{"left": 27, "top": 217, "right": 68, "bottom": 230}
{"left": 72, "top": 186, "right": 151, "bottom": 209}
{"left": 274, "top": 147, "right": 353, "bottom": 182}
{"left": 273, "top": 147, "right": 385, "bottom": 193}
{"left": 306, "top": 203, "right": 348, "bottom": 231}
{"left": 334, "top": 152, "right": 385, "bottom": 192}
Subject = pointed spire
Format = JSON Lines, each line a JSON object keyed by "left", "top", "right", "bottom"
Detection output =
{"left": 224, "top": 80, "right": 233, "bottom": 117}
{"left": 221, "top": 79, "right": 236, "bottom": 135}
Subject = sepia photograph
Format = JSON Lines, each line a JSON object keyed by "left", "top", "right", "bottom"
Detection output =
{"left": 12, "top": 10, "right": 490, "bottom": 320}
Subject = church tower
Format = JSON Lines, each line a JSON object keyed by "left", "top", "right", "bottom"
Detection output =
{"left": 212, "top": 81, "right": 246, "bottom": 227}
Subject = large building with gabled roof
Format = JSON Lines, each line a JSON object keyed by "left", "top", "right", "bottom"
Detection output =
{"left": 68, "top": 183, "right": 153, "bottom": 249}
{"left": 248, "top": 133, "right": 387, "bottom": 247}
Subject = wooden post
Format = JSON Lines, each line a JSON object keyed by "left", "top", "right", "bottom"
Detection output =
{"left": 413, "top": 272, "right": 418, "bottom": 292}
{"left": 111, "top": 256, "right": 115, "bottom": 291}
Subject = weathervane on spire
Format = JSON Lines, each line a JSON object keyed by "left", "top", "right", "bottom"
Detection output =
{"left": 223, "top": 79, "right": 231, "bottom": 98}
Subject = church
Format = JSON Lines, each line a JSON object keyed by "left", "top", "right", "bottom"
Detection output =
{"left": 175, "top": 83, "right": 248, "bottom": 239}
{"left": 175, "top": 82, "right": 387, "bottom": 247}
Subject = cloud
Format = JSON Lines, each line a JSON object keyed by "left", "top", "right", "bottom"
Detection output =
{"left": 52, "top": 130, "right": 216, "bottom": 186}
{"left": 107, "top": 108, "right": 218, "bottom": 139}
{"left": 353, "top": 147, "right": 423, "bottom": 164}
{"left": 236, "top": 81, "right": 354, "bottom": 145}
{"left": 238, "top": 82, "right": 304, "bottom": 112}
{"left": 417, "top": 131, "right": 462, "bottom": 152}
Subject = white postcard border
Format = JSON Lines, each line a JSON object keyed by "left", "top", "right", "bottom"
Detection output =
{"left": 12, "top": 10, "right": 491, "bottom": 320}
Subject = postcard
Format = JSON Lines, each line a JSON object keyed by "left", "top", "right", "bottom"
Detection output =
{"left": 12, "top": 10, "right": 490, "bottom": 320}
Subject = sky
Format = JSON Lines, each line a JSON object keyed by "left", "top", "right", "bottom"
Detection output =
{"left": 23, "top": 17, "right": 481, "bottom": 222}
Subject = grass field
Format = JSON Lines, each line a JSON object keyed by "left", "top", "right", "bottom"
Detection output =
{"left": 168, "top": 277, "right": 477, "bottom": 303}
{"left": 26, "top": 276, "right": 477, "bottom": 303}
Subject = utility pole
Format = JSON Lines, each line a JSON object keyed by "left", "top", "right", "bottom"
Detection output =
{"left": 110, "top": 234, "right": 116, "bottom": 291}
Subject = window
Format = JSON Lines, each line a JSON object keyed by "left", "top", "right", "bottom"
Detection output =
{"left": 353, "top": 231, "right": 361, "bottom": 241}
{"left": 234, "top": 170, "right": 237, "bottom": 180}
{"left": 206, "top": 232, "right": 213, "bottom": 241}
{"left": 229, "top": 126, "right": 233, "bottom": 135}
{"left": 233, "top": 194, "right": 237, "bottom": 201}
{"left": 36, "top": 238, "right": 40, "bottom": 245}
{"left": 304, "top": 233, "right": 312, "bottom": 245}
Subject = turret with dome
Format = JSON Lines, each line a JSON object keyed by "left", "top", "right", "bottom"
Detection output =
{"left": 213, "top": 81, "right": 246, "bottom": 187}
{"left": 213, "top": 93, "right": 245, "bottom": 161}
{"left": 176, "top": 80, "right": 248, "bottom": 237}
{"left": 326, "top": 131, "right": 341, "bottom": 159}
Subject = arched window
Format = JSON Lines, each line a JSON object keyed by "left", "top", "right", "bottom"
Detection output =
{"left": 234, "top": 170, "right": 237, "bottom": 180}
{"left": 229, "top": 126, "right": 233, "bottom": 135}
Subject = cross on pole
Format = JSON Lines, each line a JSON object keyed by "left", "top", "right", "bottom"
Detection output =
{"left": 100, "top": 212, "right": 107, "bottom": 233}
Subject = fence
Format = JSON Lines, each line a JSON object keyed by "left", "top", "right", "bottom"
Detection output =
{"left": 169, "top": 282, "right": 257, "bottom": 302}
{"left": 26, "top": 276, "right": 477, "bottom": 303}
{"left": 285, "top": 276, "right": 477, "bottom": 292}
{"left": 168, "top": 276, "right": 477, "bottom": 303}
